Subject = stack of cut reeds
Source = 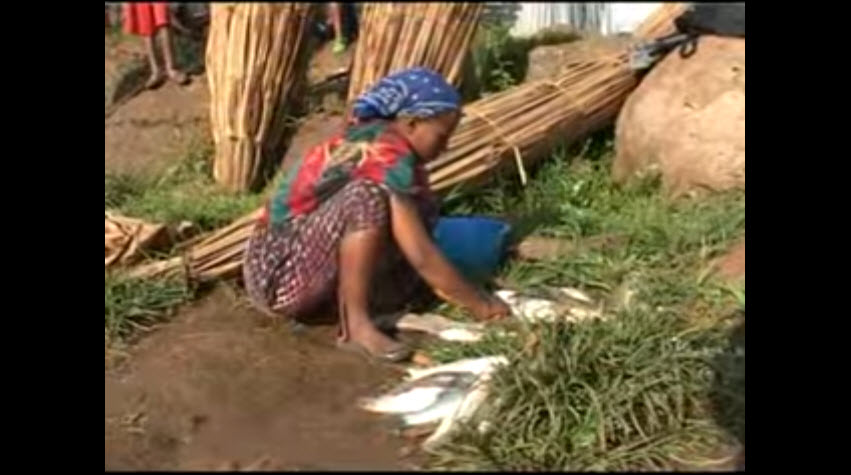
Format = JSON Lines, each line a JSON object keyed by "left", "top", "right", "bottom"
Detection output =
{"left": 425, "top": 3, "right": 688, "bottom": 192}
{"left": 129, "top": 209, "right": 264, "bottom": 281}
{"left": 206, "top": 3, "right": 315, "bottom": 192}
{"left": 132, "top": 3, "right": 687, "bottom": 283}
{"left": 105, "top": 213, "right": 169, "bottom": 268}
{"left": 346, "top": 3, "right": 484, "bottom": 105}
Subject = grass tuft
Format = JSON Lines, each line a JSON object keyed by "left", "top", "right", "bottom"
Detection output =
{"left": 105, "top": 272, "right": 192, "bottom": 346}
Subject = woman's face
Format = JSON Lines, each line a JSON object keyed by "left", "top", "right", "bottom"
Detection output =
{"left": 397, "top": 111, "right": 461, "bottom": 161}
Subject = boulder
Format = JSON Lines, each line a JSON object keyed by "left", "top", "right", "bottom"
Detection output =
{"left": 525, "top": 35, "right": 631, "bottom": 83}
{"left": 613, "top": 35, "right": 745, "bottom": 197}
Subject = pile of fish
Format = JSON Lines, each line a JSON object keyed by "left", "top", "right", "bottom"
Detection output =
{"left": 357, "top": 356, "right": 507, "bottom": 450}
{"left": 394, "top": 313, "right": 486, "bottom": 343}
{"left": 392, "top": 286, "right": 604, "bottom": 343}
{"left": 495, "top": 286, "right": 605, "bottom": 323}
{"left": 361, "top": 286, "right": 606, "bottom": 449}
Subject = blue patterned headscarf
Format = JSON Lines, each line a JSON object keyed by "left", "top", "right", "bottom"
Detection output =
{"left": 352, "top": 67, "right": 461, "bottom": 120}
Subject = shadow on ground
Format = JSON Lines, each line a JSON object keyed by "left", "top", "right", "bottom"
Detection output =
{"left": 711, "top": 315, "right": 745, "bottom": 469}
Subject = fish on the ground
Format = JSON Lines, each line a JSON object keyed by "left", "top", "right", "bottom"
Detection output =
{"left": 395, "top": 313, "right": 485, "bottom": 342}
{"left": 422, "top": 373, "right": 495, "bottom": 450}
{"left": 405, "top": 356, "right": 508, "bottom": 381}
{"left": 400, "top": 386, "right": 468, "bottom": 427}
{"left": 558, "top": 286, "right": 595, "bottom": 304}
{"left": 358, "top": 371, "right": 476, "bottom": 414}
{"left": 495, "top": 289, "right": 605, "bottom": 323}
{"left": 495, "top": 289, "right": 561, "bottom": 321}
{"left": 359, "top": 355, "right": 508, "bottom": 449}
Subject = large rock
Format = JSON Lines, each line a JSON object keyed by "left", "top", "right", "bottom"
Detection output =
{"left": 613, "top": 35, "right": 745, "bottom": 197}
{"left": 525, "top": 35, "right": 631, "bottom": 83}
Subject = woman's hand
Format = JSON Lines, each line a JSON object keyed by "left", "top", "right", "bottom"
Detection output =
{"left": 471, "top": 293, "right": 512, "bottom": 321}
{"left": 390, "top": 193, "right": 505, "bottom": 320}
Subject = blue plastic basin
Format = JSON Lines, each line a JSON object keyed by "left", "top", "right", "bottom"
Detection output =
{"left": 432, "top": 216, "right": 512, "bottom": 283}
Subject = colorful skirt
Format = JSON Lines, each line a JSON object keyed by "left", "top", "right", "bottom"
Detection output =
{"left": 243, "top": 180, "right": 436, "bottom": 320}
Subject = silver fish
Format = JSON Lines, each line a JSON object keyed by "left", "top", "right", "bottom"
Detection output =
{"left": 395, "top": 313, "right": 485, "bottom": 342}
{"left": 405, "top": 356, "right": 508, "bottom": 381}
{"left": 558, "top": 286, "right": 595, "bottom": 304}
{"left": 422, "top": 375, "right": 494, "bottom": 450}
{"left": 358, "top": 372, "right": 476, "bottom": 414}
{"left": 437, "top": 327, "right": 484, "bottom": 343}
{"left": 496, "top": 289, "right": 605, "bottom": 323}
{"left": 361, "top": 355, "right": 508, "bottom": 450}
{"left": 400, "top": 386, "right": 467, "bottom": 427}
{"left": 495, "top": 289, "right": 560, "bottom": 322}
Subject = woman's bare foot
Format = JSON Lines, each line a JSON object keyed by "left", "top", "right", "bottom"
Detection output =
{"left": 344, "top": 319, "right": 405, "bottom": 357}
{"left": 336, "top": 227, "right": 411, "bottom": 362}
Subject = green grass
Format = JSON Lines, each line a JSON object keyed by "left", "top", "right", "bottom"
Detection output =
{"left": 424, "top": 137, "right": 745, "bottom": 470}
{"left": 105, "top": 272, "right": 193, "bottom": 346}
{"left": 105, "top": 136, "right": 268, "bottom": 347}
{"left": 105, "top": 138, "right": 264, "bottom": 232}
{"left": 464, "top": 21, "right": 581, "bottom": 98}
{"left": 105, "top": 138, "right": 266, "bottom": 347}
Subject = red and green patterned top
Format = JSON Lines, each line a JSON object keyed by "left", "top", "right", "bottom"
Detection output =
{"left": 260, "top": 120, "right": 434, "bottom": 228}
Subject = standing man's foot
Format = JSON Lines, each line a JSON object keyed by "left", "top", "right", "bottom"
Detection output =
{"left": 167, "top": 69, "right": 191, "bottom": 86}
{"left": 145, "top": 72, "right": 166, "bottom": 90}
{"left": 332, "top": 37, "right": 347, "bottom": 55}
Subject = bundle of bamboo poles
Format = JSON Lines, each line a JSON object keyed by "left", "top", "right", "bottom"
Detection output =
{"left": 131, "top": 3, "right": 687, "bottom": 283}
{"left": 105, "top": 213, "right": 169, "bottom": 268}
{"left": 206, "top": 3, "right": 315, "bottom": 192}
{"left": 426, "top": 2, "right": 688, "bottom": 192}
{"left": 346, "top": 2, "right": 484, "bottom": 105}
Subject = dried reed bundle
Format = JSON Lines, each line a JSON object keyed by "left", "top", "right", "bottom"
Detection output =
{"left": 632, "top": 2, "right": 689, "bottom": 39}
{"left": 105, "top": 213, "right": 170, "bottom": 268}
{"left": 346, "top": 3, "right": 484, "bottom": 105}
{"left": 133, "top": 4, "right": 687, "bottom": 283}
{"left": 425, "top": 3, "right": 688, "bottom": 192}
{"left": 207, "top": 3, "right": 314, "bottom": 192}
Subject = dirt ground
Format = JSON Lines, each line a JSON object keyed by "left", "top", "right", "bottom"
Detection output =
{"left": 105, "top": 287, "right": 419, "bottom": 470}
{"left": 105, "top": 79, "right": 210, "bottom": 177}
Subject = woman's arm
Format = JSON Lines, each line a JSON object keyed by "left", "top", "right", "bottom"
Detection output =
{"left": 389, "top": 193, "right": 509, "bottom": 320}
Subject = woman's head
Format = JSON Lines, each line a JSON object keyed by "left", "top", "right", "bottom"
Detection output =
{"left": 352, "top": 67, "right": 462, "bottom": 161}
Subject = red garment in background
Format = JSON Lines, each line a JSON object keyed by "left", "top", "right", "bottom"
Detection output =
{"left": 123, "top": 3, "right": 169, "bottom": 37}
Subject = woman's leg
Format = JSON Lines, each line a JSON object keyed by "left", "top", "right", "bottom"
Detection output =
{"left": 337, "top": 228, "right": 403, "bottom": 355}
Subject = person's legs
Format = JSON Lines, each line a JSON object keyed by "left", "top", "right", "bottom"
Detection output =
{"left": 143, "top": 34, "right": 166, "bottom": 89}
{"left": 123, "top": 3, "right": 165, "bottom": 88}
{"left": 142, "top": 3, "right": 188, "bottom": 85}
{"left": 158, "top": 26, "right": 189, "bottom": 84}
{"left": 337, "top": 228, "right": 407, "bottom": 356}
{"left": 328, "top": 3, "right": 346, "bottom": 54}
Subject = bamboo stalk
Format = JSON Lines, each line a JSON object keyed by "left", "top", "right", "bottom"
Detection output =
{"left": 207, "top": 3, "right": 315, "bottom": 193}
{"left": 346, "top": 3, "right": 483, "bottom": 106}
